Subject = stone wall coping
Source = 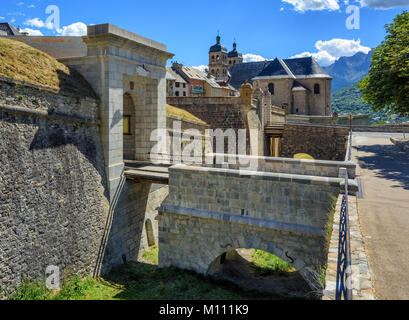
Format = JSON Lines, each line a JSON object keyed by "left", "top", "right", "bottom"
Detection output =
{"left": 159, "top": 204, "right": 325, "bottom": 236}
{"left": 87, "top": 23, "right": 167, "bottom": 52}
{"left": 0, "top": 104, "right": 100, "bottom": 126}
{"left": 284, "top": 122, "right": 350, "bottom": 130}
{"left": 83, "top": 24, "right": 174, "bottom": 60}
{"left": 208, "top": 153, "right": 356, "bottom": 169}
{"left": 170, "top": 164, "right": 349, "bottom": 187}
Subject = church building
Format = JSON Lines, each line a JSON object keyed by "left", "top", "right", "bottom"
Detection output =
{"left": 208, "top": 34, "right": 243, "bottom": 82}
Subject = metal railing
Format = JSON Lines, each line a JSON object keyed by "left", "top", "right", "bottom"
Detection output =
{"left": 336, "top": 130, "right": 353, "bottom": 300}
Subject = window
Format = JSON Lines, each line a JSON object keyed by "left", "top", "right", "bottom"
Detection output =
{"left": 183, "top": 92, "right": 186, "bottom": 97}
{"left": 183, "top": 83, "right": 186, "bottom": 88}
{"left": 211, "top": 55, "right": 214, "bottom": 61}
{"left": 268, "top": 83, "right": 275, "bottom": 95}
{"left": 216, "top": 55, "right": 220, "bottom": 61}
{"left": 175, "top": 82, "right": 180, "bottom": 88}
{"left": 175, "top": 91, "right": 179, "bottom": 96}
{"left": 314, "top": 84, "right": 320, "bottom": 94}
{"left": 123, "top": 116, "right": 131, "bottom": 135}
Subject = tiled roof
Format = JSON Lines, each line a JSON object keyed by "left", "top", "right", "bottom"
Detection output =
{"left": 292, "top": 81, "right": 310, "bottom": 92}
{"left": 229, "top": 57, "right": 331, "bottom": 89}
{"left": 228, "top": 61, "right": 269, "bottom": 90}
{"left": 181, "top": 67, "right": 208, "bottom": 81}
{"left": 282, "top": 57, "right": 329, "bottom": 78}
{"left": 166, "top": 67, "right": 187, "bottom": 83}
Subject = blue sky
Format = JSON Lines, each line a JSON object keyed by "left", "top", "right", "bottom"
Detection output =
{"left": 1, "top": 0, "right": 409, "bottom": 67}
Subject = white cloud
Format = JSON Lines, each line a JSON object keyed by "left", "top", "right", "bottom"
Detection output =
{"left": 57, "top": 22, "right": 87, "bottom": 36}
{"left": 0, "top": 17, "right": 4, "bottom": 20}
{"left": 290, "top": 38, "right": 371, "bottom": 66}
{"left": 282, "top": 0, "right": 340, "bottom": 12}
{"left": 357, "top": 0, "right": 409, "bottom": 8}
{"left": 316, "top": 38, "right": 371, "bottom": 57}
{"left": 24, "top": 18, "right": 53, "bottom": 29}
{"left": 17, "top": 2, "right": 24, "bottom": 6}
{"left": 191, "top": 65, "right": 208, "bottom": 72}
{"left": 243, "top": 53, "right": 267, "bottom": 62}
{"left": 20, "top": 28, "right": 43, "bottom": 36}
{"left": 291, "top": 50, "right": 338, "bottom": 66}
{"left": 27, "top": 4, "right": 35, "bottom": 8}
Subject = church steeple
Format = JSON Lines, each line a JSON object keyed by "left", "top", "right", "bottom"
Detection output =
{"left": 227, "top": 38, "right": 243, "bottom": 68}
{"left": 208, "top": 32, "right": 229, "bottom": 81}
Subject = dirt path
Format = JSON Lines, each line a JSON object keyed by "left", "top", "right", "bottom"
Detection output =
{"left": 353, "top": 132, "right": 409, "bottom": 300}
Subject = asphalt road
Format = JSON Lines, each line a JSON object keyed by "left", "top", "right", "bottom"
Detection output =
{"left": 353, "top": 132, "right": 409, "bottom": 300}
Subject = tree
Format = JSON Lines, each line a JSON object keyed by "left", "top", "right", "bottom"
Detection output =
{"left": 359, "top": 11, "right": 409, "bottom": 116}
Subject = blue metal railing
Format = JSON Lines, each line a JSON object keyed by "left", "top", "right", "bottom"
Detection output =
{"left": 336, "top": 130, "right": 353, "bottom": 300}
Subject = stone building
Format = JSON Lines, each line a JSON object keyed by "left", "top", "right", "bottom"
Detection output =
{"left": 170, "top": 63, "right": 236, "bottom": 97}
{"left": 208, "top": 35, "right": 243, "bottom": 81}
{"left": 0, "top": 23, "right": 22, "bottom": 36}
{"left": 229, "top": 57, "right": 333, "bottom": 116}
{"left": 166, "top": 67, "right": 188, "bottom": 97}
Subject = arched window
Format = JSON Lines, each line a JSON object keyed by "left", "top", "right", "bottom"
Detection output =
{"left": 314, "top": 83, "right": 320, "bottom": 94}
{"left": 211, "top": 55, "right": 214, "bottom": 61}
{"left": 211, "top": 69, "right": 215, "bottom": 74}
{"left": 216, "top": 55, "right": 220, "bottom": 61}
{"left": 268, "top": 83, "right": 275, "bottom": 95}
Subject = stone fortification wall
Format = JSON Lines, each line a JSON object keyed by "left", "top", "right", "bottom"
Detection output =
{"left": 0, "top": 79, "right": 109, "bottom": 297}
{"left": 281, "top": 123, "right": 349, "bottom": 161}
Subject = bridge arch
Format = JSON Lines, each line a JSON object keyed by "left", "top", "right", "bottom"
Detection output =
{"left": 145, "top": 218, "right": 155, "bottom": 247}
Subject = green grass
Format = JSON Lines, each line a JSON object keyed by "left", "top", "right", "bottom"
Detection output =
{"left": 10, "top": 246, "right": 288, "bottom": 300}
{"left": 251, "top": 250, "right": 295, "bottom": 276}
{"left": 142, "top": 245, "right": 159, "bottom": 265}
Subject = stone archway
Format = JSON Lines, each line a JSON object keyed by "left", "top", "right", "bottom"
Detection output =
{"left": 207, "top": 248, "right": 312, "bottom": 297}
{"left": 145, "top": 219, "right": 155, "bottom": 247}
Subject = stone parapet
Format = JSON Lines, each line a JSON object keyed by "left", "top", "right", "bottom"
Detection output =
{"left": 206, "top": 153, "right": 356, "bottom": 179}
{"left": 323, "top": 194, "right": 375, "bottom": 300}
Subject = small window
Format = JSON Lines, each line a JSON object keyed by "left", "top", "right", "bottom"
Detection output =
{"left": 216, "top": 55, "right": 220, "bottom": 61}
{"left": 268, "top": 83, "right": 275, "bottom": 95}
{"left": 183, "top": 83, "right": 186, "bottom": 88}
{"left": 175, "top": 91, "right": 179, "bottom": 96}
{"left": 183, "top": 92, "right": 186, "bottom": 97}
{"left": 314, "top": 84, "right": 320, "bottom": 94}
{"left": 175, "top": 82, "right": 180, "bottom": 88}
{"left": 123, "top": 116, "right": 131, "bottom": 135}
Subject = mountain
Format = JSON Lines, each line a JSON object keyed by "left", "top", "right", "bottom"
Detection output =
{"left": 332, "top": 83, "right": 409, "bottom": 124}
{"left": 324, "top": 51, "right": 372, "bottom": 92}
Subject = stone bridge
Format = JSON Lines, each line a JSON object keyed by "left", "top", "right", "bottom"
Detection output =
{"left": 158, "top": 156, "right": 357, "bottom": 290}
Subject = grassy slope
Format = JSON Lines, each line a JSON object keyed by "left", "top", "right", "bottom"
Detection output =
{"left": 166, "top": 104, "right": 207, "bottom": 125}
{"left": 11, "top": 246, "right": 296, "bottom": 300}
{"left": 0, "top": 37, "right": 95, "bottom": 97}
